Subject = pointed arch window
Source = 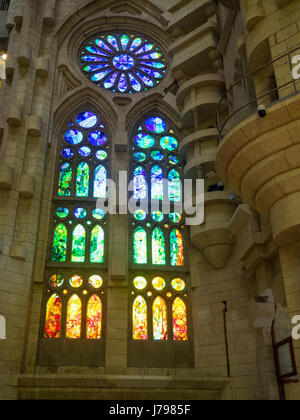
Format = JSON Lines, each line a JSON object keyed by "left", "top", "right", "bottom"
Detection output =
{"left": 130, "top": 114, "right": 185, "bottom": 268}
{"left": 43, "top": 109, "right": 109, "bottom": 349}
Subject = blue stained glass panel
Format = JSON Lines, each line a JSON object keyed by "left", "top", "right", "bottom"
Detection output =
{"left": 62, "top": 148, "right": 74, "bottom": 158}
{"left": 106, "top": 35, "right": 119, "bottom": 51}
{"left": 128, "top": 73, "right": 142, "bottom": 92}
{"left": 151, "top": 151, "right": 164, "bottom": 161}
{"left": 89, "top": 131, "right": 107, "bottom": 146}
{"left": 81, "top": 55, "right": 109, "bottom": 62}
{"left": 79, "top": 147, "right": 91, "bottom": 157}
{"left": 77, "top": 112, "right": 97, "bottom": 128}
{"left": 91, "top": 70, "right": 111, "bottom": 82}
{"left": 104, "top": 72, "right": 118, "bottom": 89}
{"left": 135, "top": 44, "right": 154, "bottom": 55}
{"left": 151, "top": 166, "right": 164, "bottom": 200}
{"left": 94, "top": 165, "right": 107, "bottom": 198}
{"left": 145, "top": 117, "right": 166, "bottom": 133}
{"left": 135, "top": 72, "right": 154, "bottom": 87}
{"left": 134, "top": 166, "right": 147, "bottom": 199}
{"left": 133, "top": 152, "right": 147, "bottom": 162}
{"left": 74, "top": 208, "right": 87, "bottom": 219}
{"left": 130, "top": 37, "right": 142, "bottom": 51}
{"left": 96, "top": 150, "right": 108, "bottom": 161}
{"left": 86, "top": 46, "right": 110, "bottom": 56}
{"left": 65, "top": 130, "right": 83, "bottom": 145}
{"left": 95, "top": 39, "right": 113, "bottom": 52}
{"left": 135, "top": 133, "right": 155, "bottom": 149}
{"left": 113, "top": 55, "right": 134, "bottom": 70}
{"left": 168, "top": 170, "right": 181, "bottom": 202}
{"left": 118, "top": 73, "right": 128, "bottom": 92}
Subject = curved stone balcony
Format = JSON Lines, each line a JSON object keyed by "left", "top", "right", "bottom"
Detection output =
{"left": 191, "top": 191, "right": 236, "bottom": 269}
{"left": 165, "top": 0, "right": 215, "bottom": 35}
{"left": 216, "top": 92, "right": 300, "bottom": 247}
{"left": 176, "top": 74, "right": 226, "bottom": 128}
{"left": 169, "top": 22, "right": 219, "bottom": 78}
{"left": 218, "top": 0, "right": 239, "bottom": 9}
{"left": 179, "top": 128, "right": 218, "bottom": 178}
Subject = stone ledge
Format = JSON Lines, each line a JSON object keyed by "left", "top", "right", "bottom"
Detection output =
{"left": 17, "top": 374, "right": 230, "bottom": 390}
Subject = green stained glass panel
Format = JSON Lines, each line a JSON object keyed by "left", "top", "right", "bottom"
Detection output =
{"left": 76, "top": 163, "right": 89, "bottom": 197}
{"left": 56, "top": 207, "right": 69, "bottom": 218}
{"left": 71, "top": 225, "right": 86, "bottom": 262}
{"left": 90, "top": 226, "right": 104, "bottom": 263}
{"left": 58, "top": 163, "right": 72, "bottom": 196}
{"left": 152, "top": 227, "right": 166, "bottom": 265}
{"left": 52, "top": 224, "right": 67, "bottom": 262}
{"left": 133, "top": 227, "right": 147, "bottom": 264}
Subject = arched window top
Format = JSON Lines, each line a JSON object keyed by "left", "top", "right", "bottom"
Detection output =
{"left": 79, "top": 33, "right": 168, "bottom": 94}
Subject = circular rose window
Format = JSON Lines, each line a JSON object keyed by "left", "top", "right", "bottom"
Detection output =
{"left": 79, "top": 33, "right": 167, "bottom": 94}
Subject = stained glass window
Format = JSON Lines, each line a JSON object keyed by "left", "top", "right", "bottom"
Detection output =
{"left": 87, "top": 295, "right": 102, "bottom": 339}
{"left": 44, "top": 108, "right": 108, "bottom": 344}
{"left": 130, "top": 114, "right": 184, "bottom": 268}
{"left": 172, "top": 298, "right": 188, "bottom": 341}
{"left": 133, "top": 296, "right": 148, "bottom": 340}
{"left": 80, "top": 33, "right": 167, "bottom": 94}
{"left": 153, "top": 297, "right": 167, "bottom": 340}
{"left": 44, "top": 294, "right": 62, "bottom": 338}
{"left": 49, "top": 109, "right": 109, "bottom": 265}
{"left": 131, "top": 275, "right": 188, "bottom": 342}
{"left": 66, "top": 294, "right": 82, "bottom": 339}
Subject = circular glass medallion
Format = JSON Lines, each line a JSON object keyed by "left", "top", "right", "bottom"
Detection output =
{"left": 133, "top": 276, "right": 147, "bottom": 290}
{"left": 64, "top": 130, "right": 83, "bottom": 145}
{"left": 92, "top": 209, "right": 106, "bottom": 220}
{"left": 80, "top": 33, "right": 166, "bottom": 94}
{"left": 76, "top": 112, "right": 97, "bottom": 128}
{"left": 171, "top": 278, "right": 186, "bottom": 292}
{"left": 151, "top": 151, "right": 164, "bottom": 161}
{"left": 151, "top": 211, "right": 164, "bottom": 222}
{"left": 133, "top": 152, "right": 147, "bottom": 162}
{"left": 69, "top": 275, "right": 83, "bottom": 288}
{"left": 62, "top": 148, "right": 74, "bottom": 159}
{"left": 135, "top": 133, "right": 155, "bottom": 149}
{"left": 113, "top": 54, "right": 134, "bottom": 70}
{"left": 89, "top": 275, "right": 103, "bottom": 289}
{"left": 96, "top": 150, "right": 108, "bottom": 161}
{"left": 79, "top": 146, "right": 91, "bottom": 157}
{"left": 56, "top": 208, "right": 69, "bottom": 218}
{"left": 74, "top": 208, "right": 87, "bottom": 219}
{"left": 89, "top": 131, "right": 107, "bottom": 146}
{"left": 169, "top": 213, "right": 182, "bottom": 223}
{"left": 49, "top": 274, "right": 64, "bottom": 288}
{"left": 134, "top": 210, "right": 147, "bottom": 221}
{"left": 145, "top": 117, "right": 167, "bottom": 133}
{"left": 160, "top": 136, "right": 178, "bottom": 151}
{"left": 152, "top": 277, "right": 166, "bottom": 291}
{"left": 168, "top": 154, "right": 180, "bottom": 165}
